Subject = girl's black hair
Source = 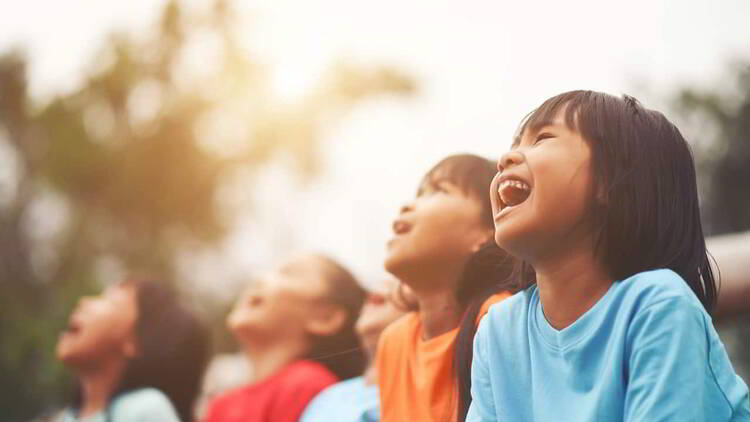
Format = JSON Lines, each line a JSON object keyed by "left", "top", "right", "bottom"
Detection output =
{"left": 304, "top": 254, "right": 367, "bottom": 381}
{"left": 112, "top": 280, "right": 211, "bottom": 422}
{"left": 72, "top": 280, "right": 211, "bottom": 422}
{"left": 512, "top": 90, "right": 717, "bottom": 312}
{"left": 422, "top": 154, "right": 520, "bottom": 422}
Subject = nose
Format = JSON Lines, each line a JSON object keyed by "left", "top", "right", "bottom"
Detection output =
{"left": 399, "top": 201, "right": 414, "bottom": 215}
{"left": 74, "top": 295, "right": 93, "bottom": 312}
{"left": 497, "top": 149, "right": 525, "bottom": 172}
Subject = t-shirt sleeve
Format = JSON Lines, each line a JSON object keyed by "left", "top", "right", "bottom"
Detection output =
{"left": 466, "top": 318, "right": 497, "bottom": 422}
{"left": 623, "top": 297, "right": 736, "bottom": 421}
{"left": 116, "top": 388, "right": 181, "bottom": 422}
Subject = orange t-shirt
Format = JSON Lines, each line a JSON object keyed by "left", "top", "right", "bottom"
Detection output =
{"left": 376, "top": 292, "right": 511, "bottom": 422}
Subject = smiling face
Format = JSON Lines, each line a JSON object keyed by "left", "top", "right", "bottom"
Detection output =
{"left": 56, "top": 283, "right": 139, "bottom": 369}
{"left": 490, "top": 111, "right": 594, "bottom": 264}
{"left": 226, "top": 255, "right": 334, "bottom": 347}
{"left": 384, "top": 171, "right": 492, "bottom": 292}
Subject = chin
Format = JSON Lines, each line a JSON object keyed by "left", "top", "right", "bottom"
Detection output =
{"left": 55, "top": 345, "right": 70, "bottom": 363}
{"left": 493, "top": 227, "right": 529, "bottom": 261}
{"left": 493, "top": 226, "right": 514, "bottom": 250}
{"left": 383, "top": 252, "right": 403, "bottom": 277}
{"left": 57, "top": 348, "right": 85, "bottom": 368}
{"left": 55, "top": 337, "right": 79, "bottom": 363}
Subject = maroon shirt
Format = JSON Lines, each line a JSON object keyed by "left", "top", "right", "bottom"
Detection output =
{"left": 203, "top": 360, "right": 338, "bottom": 422}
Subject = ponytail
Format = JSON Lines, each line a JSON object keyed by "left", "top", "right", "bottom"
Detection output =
{"left": 454, "top": 241, "right": 519, "bottom": 422}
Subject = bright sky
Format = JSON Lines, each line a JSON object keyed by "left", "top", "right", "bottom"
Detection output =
{"left": 2, "top": 0, "right": 750, "bottom": 293}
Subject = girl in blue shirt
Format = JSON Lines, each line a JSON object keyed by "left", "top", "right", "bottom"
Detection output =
{"left": 55, "top": 279, "right": 210, "bottom": 422}
{"left": 467, "top": 90, "right": 750, "bottom": 421}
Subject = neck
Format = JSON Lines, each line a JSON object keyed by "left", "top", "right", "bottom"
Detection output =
{"left": 76, "top": 358, "right": 126, "bottom": 418}
{"left": 533, "top": 242, "right": 612, "bottom": 330}
{"left": 399, "top": 262, "right": 465, "bottom": 341}
{"left": 244, "top": 337, "right": 310, "bottom": 383}
{"left": 415, "top": 289, "right": 462, "bottom": 340}
{"left": 363, "top": 362, "right": 377, "bottom": 385}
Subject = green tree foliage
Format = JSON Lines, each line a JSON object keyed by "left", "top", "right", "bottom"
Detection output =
{"left": 670, "top": 61, "right": 750, "bottom": 385}
{"left": 672, "top": 63, "right": 750, "bottom": 235}
{"left": 0, "top": 1, "right": 415, "bottom": 420}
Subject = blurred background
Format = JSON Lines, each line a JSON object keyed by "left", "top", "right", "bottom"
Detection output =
{"left": 1, "top": 0, "right": 749, "bottom": 420}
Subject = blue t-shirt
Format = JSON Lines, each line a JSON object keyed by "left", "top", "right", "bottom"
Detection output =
{"left": 299, "top": 376, "right": 380, "bottom": 422}
{"left": 467, "top": 269, "right": 750, "bottom": 422}
{"left": 55, "top": 388, "right": 180, "bottom": 422}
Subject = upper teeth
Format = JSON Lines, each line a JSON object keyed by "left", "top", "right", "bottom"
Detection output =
{"left": 498, "top": 179, "right": 530, "bottom": 192}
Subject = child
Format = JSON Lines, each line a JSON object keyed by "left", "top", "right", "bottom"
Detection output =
{"left": 202, "top": 253, "right": 366, "bottom": 422}
{"left": 55, "top": 279, "right": 210, "bottom": 422}
{"left": 467, "top": 90, "right": 750, "bottom": 421}
{"left": 376, "top": 154, "right": 518, "bottom": 422}
{"left": 299, "top": 278, "right": 407, "bottom": 422}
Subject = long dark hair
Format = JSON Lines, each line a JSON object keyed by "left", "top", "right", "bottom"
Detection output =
{"left": 511, "top": 90, "right": 717, "bottom": 312}
{"left": 421, "top": 154, "right": 520, "bottom": 421}
{"left": 113, "top": 279, "right": 211, "bottom": 422}
{"left": 304, "top": 254, "right": 367, "bottom": 381}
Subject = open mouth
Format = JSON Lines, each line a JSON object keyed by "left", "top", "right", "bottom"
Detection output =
{"left": 497, "top": 178, "right": 531, "bottom": 211}
{"left": 65, "top": 320, "right": 82, "bottom": 335}
{"left": 392, "top": 219, "right": 412, "bottom": 235}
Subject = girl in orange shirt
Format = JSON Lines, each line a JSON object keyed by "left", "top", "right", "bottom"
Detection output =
{"left": 376, "top": 154, "right": 518, "bottom": 422}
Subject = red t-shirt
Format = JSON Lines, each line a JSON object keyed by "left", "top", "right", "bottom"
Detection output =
{"left": 202, "top": 360, "right": 338, "bottom": 422}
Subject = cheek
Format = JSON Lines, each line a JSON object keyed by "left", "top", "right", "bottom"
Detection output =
{"left": 423, "top": 207, "right": 481, "bottom": 245}
{"left": 494, "top": 161, "right": 593, "bottom": 255}
{"left": 537, "top": 158, "right": 592, "bottom": 219}
{"left": 58, "top": 320, "right": 131, "bottom": 361}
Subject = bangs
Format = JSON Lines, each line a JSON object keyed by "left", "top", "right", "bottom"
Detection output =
{"left": 419, "top": 154, "right": 496, "bottom": 201}
{"left": 514, "top": 90, "right": 606, "bottom": 146}
{"left": 419, "top": 154, "right": 497, "bottom": 226}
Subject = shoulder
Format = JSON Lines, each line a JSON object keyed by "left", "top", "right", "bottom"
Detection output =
{"left": 204, "top": 381, "right": 255, "bottom": 414}
{"left": 476, "top": 287, "right": 534, "bottom": 346}
{"left": 303, "top": 376, "right": 367, "bottom": 409}
{"left": 617, "top": 270, "right": 712, "bottom": 349}
{"left": 316, "top": 376, "right": 366, "bottom": 397}
{"left": 378, "top": 312, "right": 419, "bottom": 349}
{"left": 616, "top": 268, "right": 705, "bottom": 311}
{"left": 476, "top": 291, "right": 513, "bottom": 325}
{"left": 279, "top": 360, "right": 338, "bottom": 391}
{"left": 484, "top": 287, "right": 534, "bottom": 325}
{"left": 300, "top": 377, "right": 376, "bottom": 422}
{"left": 381, "top": 312, "right": 419, "bottom": 337}
{"left": 110, "top": 388, "right": 179, "bottom": 421}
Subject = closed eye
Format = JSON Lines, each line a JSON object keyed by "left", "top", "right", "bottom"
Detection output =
{"left": 419, "top": 180, "right": 450, "bottom": 196}
{"left": 433, "top": 183, "right": 448, "bottom": 193}
{"left": 534, "top": 132, "right": 555, "bottom": 144}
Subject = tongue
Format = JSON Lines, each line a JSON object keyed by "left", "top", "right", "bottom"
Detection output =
{"left": 500, "top": 185, "right": 530, "bottom": 207}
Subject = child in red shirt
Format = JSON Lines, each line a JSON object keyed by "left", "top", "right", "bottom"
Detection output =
{"left": 202, "top": 254, "right": 366, "bottom": 422}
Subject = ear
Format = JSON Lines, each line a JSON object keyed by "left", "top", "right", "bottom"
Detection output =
{"left": 305, "top": 305, "right": 348, "bottom": 337}
{"left": 121, "top": 337, "right": 139, "bottom": 358}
